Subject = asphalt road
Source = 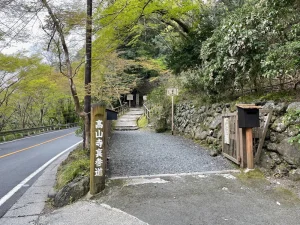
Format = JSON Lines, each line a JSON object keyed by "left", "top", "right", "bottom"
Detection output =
{"left": 0, "top": 128, "right": 82, "bottom": 218}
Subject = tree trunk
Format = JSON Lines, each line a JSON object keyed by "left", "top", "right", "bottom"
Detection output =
{"left": 83, "top": 0, "right": 93, "bottom": 149}
{"left": 41, "top": 0, "right": 87, "bottom": 146}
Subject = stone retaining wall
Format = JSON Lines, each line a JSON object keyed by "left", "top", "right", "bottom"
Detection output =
{"left": 174, "top": 101, "right": 300, "bottom": 179}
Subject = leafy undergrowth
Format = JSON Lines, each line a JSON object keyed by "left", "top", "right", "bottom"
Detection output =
{"left": 236, "top": 90, "right": 299, "bottom": 104}
{"left": 55, "top": 147, "right": 90, "bottom": 190}
{"left": 138, "top": 115, "right": 148, "bottom": 128}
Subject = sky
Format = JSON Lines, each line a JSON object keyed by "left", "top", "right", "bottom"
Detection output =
{"left": 0, "top": 0, "right": 86, "bottom": 57}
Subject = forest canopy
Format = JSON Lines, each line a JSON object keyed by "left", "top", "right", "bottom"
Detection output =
{"left": 0, "top": 0, "right": 299, "bottom": 131}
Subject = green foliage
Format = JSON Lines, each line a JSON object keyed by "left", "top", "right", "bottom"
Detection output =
{"left": 237, "top": 90, "right": 296, "bottom": 103}
{"left": 169, "top": 0, "right": 300, "bottom": 101}
{"left": 0, "top": 53, "right": 76, "bottom": 131}
{"left": 4, "top": 134, "right": 15, "bottom": 142}
{"left": 55, "top": 147, "right": 89, "bottom": 190}
{"left": 137, "top": 115, "right": 148, "bottom": 128}
{"left": 147, "top": 85, "right": 171, "bottom": 132}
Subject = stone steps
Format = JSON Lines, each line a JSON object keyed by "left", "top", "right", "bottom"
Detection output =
{"left": 114, "top": 108, "right": 144, "bottom": 131}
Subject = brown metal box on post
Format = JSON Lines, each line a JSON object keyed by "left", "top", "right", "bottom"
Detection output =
{"left": 236, "top": 104, "right": 261, "bottom": 169}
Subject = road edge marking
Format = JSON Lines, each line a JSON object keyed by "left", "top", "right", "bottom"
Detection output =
{"left": 109, "top": 170, "right": 241, "bottom": 180}
{"left": 0, "top": 140, "right": 83, "bottom": 207}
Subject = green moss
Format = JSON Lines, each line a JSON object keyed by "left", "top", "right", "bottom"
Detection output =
{"left": 237, "top": 169, "right": 265, "bottom": 180}
{"left": 55, "top": 147, "right": 90, "bottom": 190}
{"left": 138, "top": 116, "right": 148, "bottom": 128}
{"left": 275, "top": 187, "right": 298, "bottom": 198}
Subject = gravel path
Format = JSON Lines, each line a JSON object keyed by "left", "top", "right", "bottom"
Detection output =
{"left": 108, "top": 130, "right": 234, "bottom": 177}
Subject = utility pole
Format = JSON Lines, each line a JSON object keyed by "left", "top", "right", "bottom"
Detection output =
{"left": 84, "top": 0, "right": 92, "bottom": 149}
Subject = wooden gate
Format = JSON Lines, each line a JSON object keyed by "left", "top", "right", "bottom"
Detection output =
{"left": 222, "top": 110, "right": 272, "bottom": 167}
{"left": 222, "top": 113, "right": 240, "bottom": 164}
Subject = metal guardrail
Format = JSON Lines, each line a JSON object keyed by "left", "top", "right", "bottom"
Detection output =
{"left": 113, "top": 102, "right": 129, "bottom": 116}
{"left": 0, "top": 123, "right": 78, "bottom": 142}
{"left": 143, "top": 104, "right": 150, "bottom": 122}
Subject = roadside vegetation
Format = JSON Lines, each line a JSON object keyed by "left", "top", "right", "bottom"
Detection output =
{"left": 137, "top": 115, "right": 148, "bottom": 128}
{"left": 55, "top": 147, "right": 90, "bottom": 190}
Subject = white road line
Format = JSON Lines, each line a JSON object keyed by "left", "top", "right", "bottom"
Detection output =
{"left": 0, "top": 140, "right": 82, "bottom": 207}
{"left": 110, "top": 169, "right": 241, "bottom": 180}
{"left": 0, "top": 128, "right": 77, "bottom": 145}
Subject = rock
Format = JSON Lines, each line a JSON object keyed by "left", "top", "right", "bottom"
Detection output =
{"left": 269, "top": 132, "right": 287, "bottom": 143}
{"left": 269, "top": 152, "right": 282, "bottom": 164}
{"left": 263, "top": 101, "right": 275, "bottom": 110}
{"left": 209, "top": 115, "right": 222, "bottom": 130}
{"left": 212, "top": 104, "right": 218, "bottom": 109}
{"left": 216, "top": 107, "right": 222, "bottom": 113}
{"left": 270, "top": 132, "right": 277, "bottom": 142}
{"left": 274, "top": 103, "right": 288, "bottom": 116}
{"left": 212, "top": 130, "right": 219, "bottom": 138}
{"left": 286, "top": 125, "right": 300, "bottom": 137}
{"left": 206, "top": 136, "right": 217, "bottom": 144}
{"left": 198, "top": 106, "right": 206, "bottom": 114}
{"left": 48, "top": 188, "right": 57, "bottom": 199}
{"left": 53, "top": 176, "right": 89, "bottom": 208}
{"left": 270, "top": 117, "right": 289, "bottom": 133}
{"left": 289, "top": 169, "right": 300, "bottom": 181}
{"left": 209, "top": 149, "right": 219, "bottom": 157}
{"left": 270, "top": 117, "right": 276, "bottom": 123}
{"left": 274, "top": 164, "right": 289, "bottom": 177}
{"left": 204, "top": 117, "right": 213, "bottom": 126}
{"left": 213, "top": 112, "right": 221, "bottom": 117}
{"left": 217, "top": 130, "right": 222, "bottom": 140}
{"left": 287, "top": 102, "right": 300, "bottom": 112}
{"left": 260, "top": 152, "right": 276, "bottom": 170}
{"left": 277, "top": 138, "right": 300, "bottom": 166}
{"left": 195, "top": 130, "right": 208, "bottom": 140}
{"left": 266, "top": 143, "right": 278, "bottom": 151}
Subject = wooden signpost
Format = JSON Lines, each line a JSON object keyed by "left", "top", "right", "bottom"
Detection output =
{"left": 127, "top": 94, "right": 133, "bottom": 108}
{"left": 167, "top": 88, "right": 179, "bottom": 135}
{"left": 90, "top": 104, "right": 106, "bottom": 195}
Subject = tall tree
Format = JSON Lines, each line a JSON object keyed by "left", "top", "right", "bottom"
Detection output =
{"left": 40, "top": 0, "right": 90, "bottom": 148}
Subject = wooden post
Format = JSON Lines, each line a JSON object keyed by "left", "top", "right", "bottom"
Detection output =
{"left": 90, "top": 104, "right": 106, "bottom": 195}
{"left": 171, "top": 95, "right": 174, "bottom": 135}
{"left": 255, "top": 110, "right": 272, "bottom": 163}
{"left": 245, "top": 128, "right": 254, "bottom": 169}
{"left": 239, "top": 128, "right": 245, "bottom": 168}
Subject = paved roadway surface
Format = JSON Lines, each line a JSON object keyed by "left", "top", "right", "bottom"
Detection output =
{"left": 0, "top": 128, "right": 81, "bottom": 218}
